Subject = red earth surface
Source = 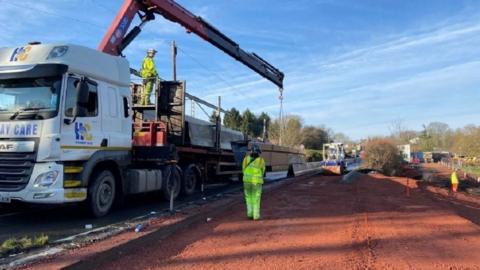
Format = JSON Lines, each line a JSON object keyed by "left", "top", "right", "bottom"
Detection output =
{"left": 23, "top": 164, "right": 480, "bottom": 269}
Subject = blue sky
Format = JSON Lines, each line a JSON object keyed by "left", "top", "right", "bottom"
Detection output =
{"left": 0, "top": 0, "right": 479, "bottom": 139}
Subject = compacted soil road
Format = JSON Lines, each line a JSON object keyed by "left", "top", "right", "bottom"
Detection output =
{"left": 24, "top": 166, "right": 480, "bottom": 269}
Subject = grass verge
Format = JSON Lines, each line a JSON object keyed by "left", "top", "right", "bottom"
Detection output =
{"left": 462, "top": 165, "right": 480, "bottom": 178}
{"left": 0, "top": 234, "right": 49, "bottom": 256}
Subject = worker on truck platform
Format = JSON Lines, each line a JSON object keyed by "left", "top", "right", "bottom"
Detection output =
{"left": 242, "top": 144, "right": 266, "bottom": 220}
{"left": 140, "top": 48, "right": 159, "bottom": 105}
{"left": 451, "top": 168, "right": 459, "bottom": 193}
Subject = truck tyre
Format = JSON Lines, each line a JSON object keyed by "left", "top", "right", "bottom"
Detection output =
{"left": 87, "top": 170, "right": 116, "bottom": 217}
{"left": 163, "top": 165, "right": 181, "bottom": 201}
{"left": 182, "top": 165, "right": 198, "bottom": 195}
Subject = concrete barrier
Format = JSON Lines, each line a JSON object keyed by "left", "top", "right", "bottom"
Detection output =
{"left": 292, "top": 162, "right": 323, "bottom": 176}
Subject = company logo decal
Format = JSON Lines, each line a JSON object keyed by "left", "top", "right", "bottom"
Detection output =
{"left": 10, "top": 46, "right": 32, "bottom": 62}
{"left": 75, "top": 122, "right": 93, "bottom": 145}
{"left": 0, "top": 123, "right": 38, "bottom": 136}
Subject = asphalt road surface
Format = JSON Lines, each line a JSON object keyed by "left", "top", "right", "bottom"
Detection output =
{"left": 0, "top": 181, "right": 242, "bottom": 244}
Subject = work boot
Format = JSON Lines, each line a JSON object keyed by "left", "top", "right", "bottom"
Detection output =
{"left": 246, "top": 204, "right": 253, "bottom": 219}
{"left": 253, "top": 207, "right": 260, "bottom": 220}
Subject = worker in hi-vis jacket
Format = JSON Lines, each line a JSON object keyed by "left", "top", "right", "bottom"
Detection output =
{"left": 451, "top": 168, "right": 459, "bottom": 193}
{"left": 140, "top": 48, "right": 158, "bottom": 105}
{"left": 242, "top": 143, "right": 266, "bottom": 220}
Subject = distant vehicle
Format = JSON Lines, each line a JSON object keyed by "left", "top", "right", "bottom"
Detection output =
{"left": 432, "top": 152, "right": 451, "bottom": 163}
{"left": 424, "top": 152, "right": 433, "bottom": 163}
{"left": 397, "top": 144, "right": 411, "bottom": 163}
{"left": 320, "top": 143, "right": 346, "bottom": 174}
{"left": 411, "top": 152, "right": 424, "bottom": 163}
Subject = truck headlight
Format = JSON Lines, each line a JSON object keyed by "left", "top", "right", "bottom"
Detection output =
{"left": 33, "top": 171, "right": 59, "bottom": 188}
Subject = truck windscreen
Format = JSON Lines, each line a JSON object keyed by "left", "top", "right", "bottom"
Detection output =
{"left": 0, "top": 76, "right": 62, "bottom": 120}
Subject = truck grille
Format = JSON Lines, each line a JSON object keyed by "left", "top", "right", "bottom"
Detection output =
{"left": 0, "top": 152, "right": 36, "bottom": 191}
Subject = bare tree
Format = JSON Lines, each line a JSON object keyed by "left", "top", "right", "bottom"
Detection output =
{"left": 268, "top": 115, "right": 303, "bottom": 147}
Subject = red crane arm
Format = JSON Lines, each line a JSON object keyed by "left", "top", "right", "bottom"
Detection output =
{"left": 98, "top": 0, "right": 141, "bottom": 55}
{"left": 97, "top": 0, "right": 284, "bottom": 88}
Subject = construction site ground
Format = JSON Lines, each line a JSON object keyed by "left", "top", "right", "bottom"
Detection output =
{"left": 22, "top": 163, "right": 480, "bottom": 270}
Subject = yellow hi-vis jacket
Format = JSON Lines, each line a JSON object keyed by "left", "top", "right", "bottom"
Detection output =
{"left": 451, "top": 171, "right": 459, "bottom": 184}
{"left": 242, "top": 155, "right": 266, "bottom": 184}
{"left": 140, "top": 57, "right": 158, "bottom": 79}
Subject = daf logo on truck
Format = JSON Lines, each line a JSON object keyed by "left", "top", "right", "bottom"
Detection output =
{"left": 0, "top": 143, "right": 14, "bottom": 151}
{"left": 0, "top": 141, "right": 35, "bottom": 152}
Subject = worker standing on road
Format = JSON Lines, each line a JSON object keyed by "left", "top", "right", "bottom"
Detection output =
{"left": 451, "top": 168, "right": 459, "bottom": 193}
{"left": 242, "top": 143, "right": 266, "bottom": 220}
{"left": 140, "top": 48, "right": 158, "bottom": 105}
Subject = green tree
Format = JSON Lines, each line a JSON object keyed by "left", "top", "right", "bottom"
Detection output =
{"left": 268, "top": 120, "right": 280, "bottom": 144}
{"left": 452, "top": 125, "right": 480, "bottom": 157}
{"left": 223, "top": 108, "right": 242, "bottom": 130}
{"left": 255, "top": 112, "right": 271, "bottom": 138}
{"left": 301, "top": 126, "right": 330, "bottom": 150}
{"left": 418, "top": 124, "right": 434, "bottom": 151}
{"left": 209, "top": 111, "right": 218, "bottom": 123}
{"left": 241, "top": 109, "right": 256, "bottom": 136}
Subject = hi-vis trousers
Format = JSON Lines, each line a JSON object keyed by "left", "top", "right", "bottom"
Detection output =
{"left": 243, "top": 182, "right": 262, "bottom": 220}
{"left": 142, "top": 79, "right": 155, "bottom": 105}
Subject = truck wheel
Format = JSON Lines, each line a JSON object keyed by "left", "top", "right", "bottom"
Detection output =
{"left": 163, "top": 166, "right": 181, "bottom": 201}
{"left": 88, "top": 170, "right": 116, "bottom": 217}
{"left": 182, "top": 165, "right": 198, "bottom": 195}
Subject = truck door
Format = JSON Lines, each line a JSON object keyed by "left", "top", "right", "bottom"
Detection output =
{"left": 99, "top": 85, "right": 127, "bottom": 147}
{"left": 61, "top": 76, "right": 103, "bottom": 160}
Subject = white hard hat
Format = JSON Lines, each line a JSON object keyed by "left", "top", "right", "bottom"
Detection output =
{"left": 147, "top": 48, "right": 157, "bottom": 53}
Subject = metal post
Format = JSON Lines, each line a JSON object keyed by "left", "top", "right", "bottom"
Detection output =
{"left": 201, "top": 162, "right": 206, "bottom": 197}
{"left": 217, "top": 96, "right": 221, "bottom": 122}
{"left": 216, "top": 96, "right": 221, "bottom": 152}
{"left": 154, "top": 78, "right": 159, "bottom": 121}
{"left": 169, "top": 184, "right": 174, "bottom": 212}
{"left": 278, "top": 87, "right": 284, "bottom": 146}
{"left": 262, "top": 118, "right": 267, "bottom": 142}
{"left": 172, "top": 41, "right": 177, "bottom": 81}
{"left": 166, "top": 165, "right": 174, "bottom": 213}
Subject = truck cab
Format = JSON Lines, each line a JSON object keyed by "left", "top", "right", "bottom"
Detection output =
{"left": 0, "top": 43, "right": 133, "bottom": 216}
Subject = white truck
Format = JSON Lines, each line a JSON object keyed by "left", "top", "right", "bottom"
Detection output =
{"left": 0, "top": 44, "right": 141, "bottom": 216}
{"left": 0, "top": 0, "right": 287, "bottom": 217}
{"left": 320, "top": 142, "right": 346, "bottom": 174}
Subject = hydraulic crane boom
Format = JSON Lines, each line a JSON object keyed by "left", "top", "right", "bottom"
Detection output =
{"left": 98, "top": 0, "right": 284, "bottom": 88}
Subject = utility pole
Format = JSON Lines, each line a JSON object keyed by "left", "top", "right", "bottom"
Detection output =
{"left": 278, "top": 87, "right": 284, "bottom": 146}
{"left": 172, "top": 40, "right": 177, "bottom": 80}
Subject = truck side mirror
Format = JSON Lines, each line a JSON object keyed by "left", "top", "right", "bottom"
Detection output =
{"left": 75, "top": 78, "right": 89, "bottom": 106}
{"left": 73, "top": 78, "right": 89, "bottom": 117}
{"left": 65, "top": 78, "right": 89, "bottom": 125}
